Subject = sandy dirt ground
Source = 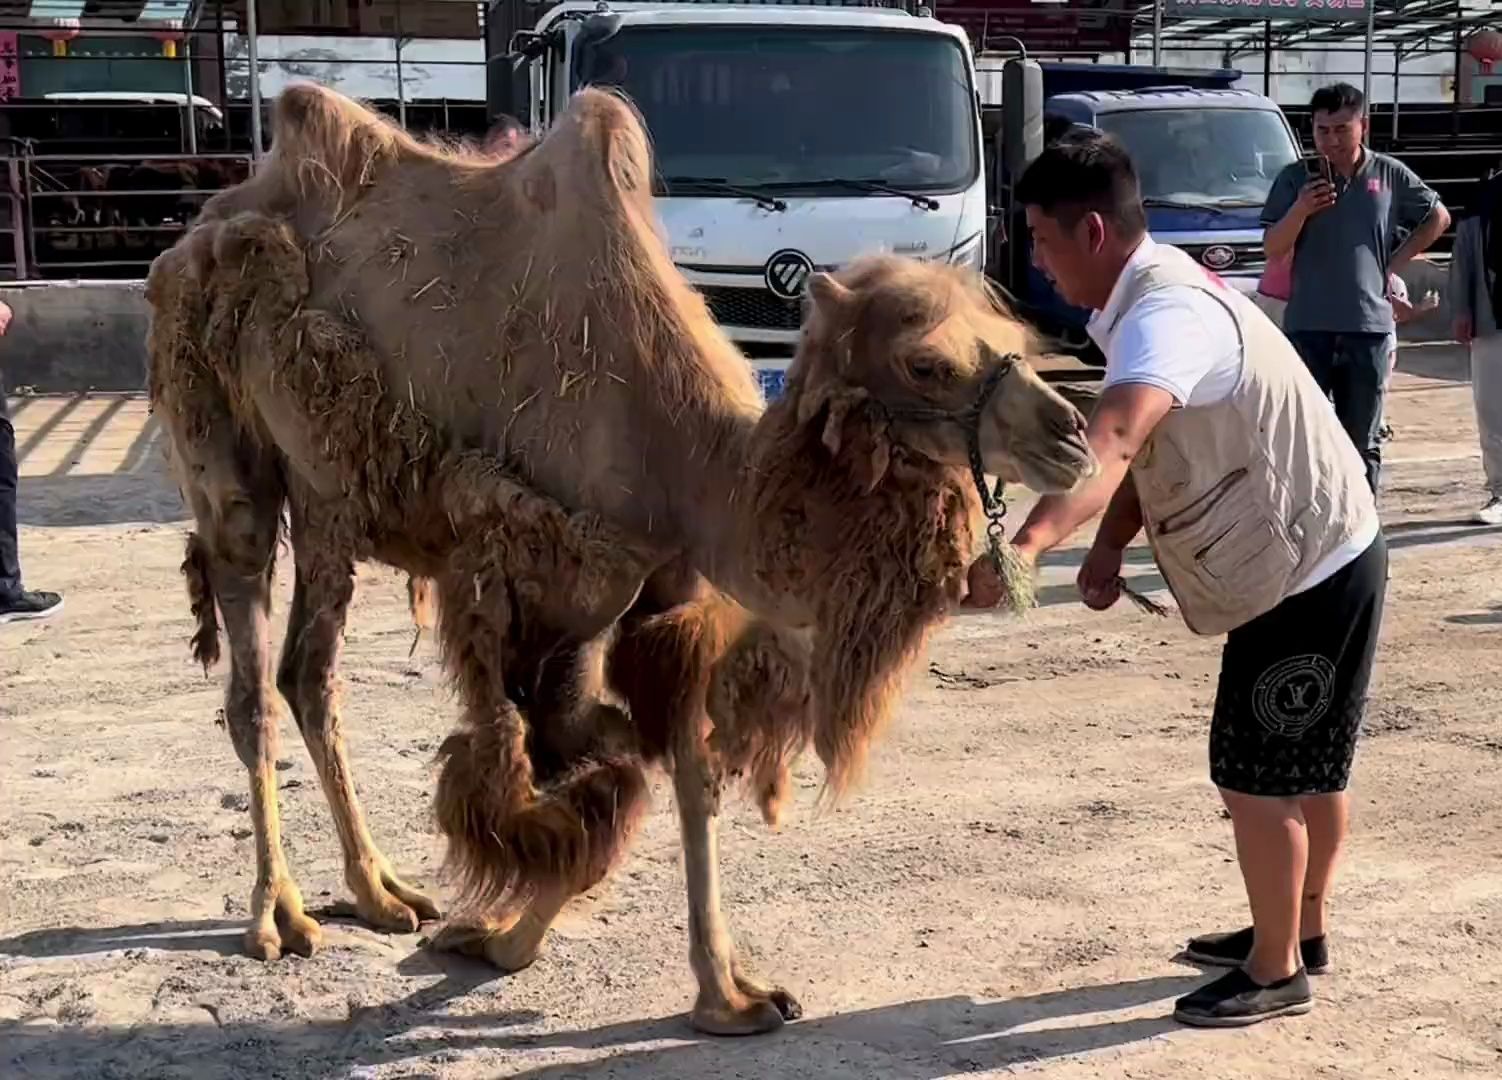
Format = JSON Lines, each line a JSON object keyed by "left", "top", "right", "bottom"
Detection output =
{"left": 2, "top": 345, "right": 1500, "bottom": 1079}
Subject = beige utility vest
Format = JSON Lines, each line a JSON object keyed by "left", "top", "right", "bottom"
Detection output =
{"left": 1103, "top": 245, "right": 1376, "bottom": 636}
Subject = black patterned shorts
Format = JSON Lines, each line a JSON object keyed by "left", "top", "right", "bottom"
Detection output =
{"left": 1209, "top": 533, "right": 1388, "bottom": 797}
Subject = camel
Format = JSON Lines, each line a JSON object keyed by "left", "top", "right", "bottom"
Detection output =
{"left": 144, "top": 81, "right": 1097, "bottom": 1035}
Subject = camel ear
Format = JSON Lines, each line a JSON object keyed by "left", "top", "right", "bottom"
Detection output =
{"left": 807, "top": 272, "right": 854, "bottom": 319}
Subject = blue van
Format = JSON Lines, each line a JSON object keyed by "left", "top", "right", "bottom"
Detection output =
{"left": 1035, "top": 86, "right": 1302, "bottom": 357}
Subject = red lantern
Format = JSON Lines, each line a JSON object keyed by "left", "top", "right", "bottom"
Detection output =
{"left": 1466, "top": 28, "right": 1502, "bottom": 74}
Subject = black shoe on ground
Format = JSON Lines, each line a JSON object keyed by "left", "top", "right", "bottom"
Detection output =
{"left": 1183, "top": 926, "right": 1330, "bottom": 975}
{"left": 1173, "top": 966, "right": 1313, "bottom": 1028}
{"left": 0, "top": 589, "right": 64, "bottom": 624}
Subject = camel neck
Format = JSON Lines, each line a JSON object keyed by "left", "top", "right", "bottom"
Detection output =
{"left": 626, "top": 399, "right": 806, "bottom": 624}
{"left": 660, "top": 410, "right": 778, "bottom": 610}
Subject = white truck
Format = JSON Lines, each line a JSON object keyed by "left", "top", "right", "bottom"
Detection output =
{"left": 484, "top": 0, "right": 991, "bottom": 398}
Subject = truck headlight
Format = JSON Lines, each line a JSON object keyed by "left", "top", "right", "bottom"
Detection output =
{"left": 947, "top": 231, "right": 984, "bottom": 271}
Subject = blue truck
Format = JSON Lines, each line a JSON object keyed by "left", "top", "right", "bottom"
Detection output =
{"left": 982, "top": 63, "right": 1303, "bottom": 363}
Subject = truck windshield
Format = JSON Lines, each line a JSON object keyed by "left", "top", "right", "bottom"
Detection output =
{"left": 575, "top": 27, "right": 977, "bottom": 193}
{"left": 1095, "top": 107, "right": 1298, "bottom": 207}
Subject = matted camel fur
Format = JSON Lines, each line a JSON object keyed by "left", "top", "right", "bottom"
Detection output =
{"left": 144, "top": 80, "right": 1097, "bottom": 1035}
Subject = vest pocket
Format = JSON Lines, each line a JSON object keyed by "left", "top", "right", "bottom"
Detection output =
{"left": 1155, "top": 468, "right": 1299, "bottom": 597}
{"left": 1194, "top": 516, "right": 1296, "bottom": 584}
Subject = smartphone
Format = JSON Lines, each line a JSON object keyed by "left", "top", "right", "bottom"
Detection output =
{"left": 1304, "top": 155, "right": 1333, "bottom": 184}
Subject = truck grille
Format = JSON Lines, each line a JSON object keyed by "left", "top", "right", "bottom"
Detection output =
{"left": 701, "top": 286, "right": 804, "bottom": 331}
{"left": 1176, "top": 241, "right": 1266, "bottom": 273}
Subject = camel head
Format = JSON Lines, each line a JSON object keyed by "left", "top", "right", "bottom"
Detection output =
{"left": 792, "top": 254, "right": 1097, "bottom": 495}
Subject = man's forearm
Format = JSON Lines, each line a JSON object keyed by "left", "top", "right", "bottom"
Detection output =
{"left": 1391, "top": 204, "right": 1450, "bottom": 272}
{"left": 1095, "top": 472, "right": 1144, "bottom": 551}
{"left": 1011, "top": 456, "right": 1132, "bottom": 558}
{"left": 1263, "top": 205, "right": 1308, "bottom": 261}
{"left": 1009, "top": 383, "right": 1175, "bottom": 562}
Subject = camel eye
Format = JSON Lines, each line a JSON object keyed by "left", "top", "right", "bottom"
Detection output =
{"left": 909, "top": 357, "right": 941, "bottom": 381}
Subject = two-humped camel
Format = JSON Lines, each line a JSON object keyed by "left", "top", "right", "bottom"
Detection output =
{"left": 144, "top": 82, "right": 1097, "bottom": 1034}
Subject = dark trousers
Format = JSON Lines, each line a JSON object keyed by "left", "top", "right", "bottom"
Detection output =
{"left": 0, "top": 387, "right": 20, "bottom": 595}
{"left": 1287, "top": 331, "right": 1389, "bottom": 495}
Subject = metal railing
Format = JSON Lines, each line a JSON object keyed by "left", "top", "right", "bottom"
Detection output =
{"left": 2, "top": 147, "right": 254, "bottom": 280}
{"left": 2, "top": 156, "right": 26, "bottom": 280}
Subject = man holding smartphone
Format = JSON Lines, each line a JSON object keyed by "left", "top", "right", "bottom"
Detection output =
{"left": 1260, "top": 82, "right": 1450, "bottom": 495}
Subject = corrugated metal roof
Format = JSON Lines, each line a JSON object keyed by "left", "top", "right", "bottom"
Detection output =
{"left": 1140, "top": 0, "right": 1501, "bottom": 54}
{"left": 3, "top": 0, "right": 190, "bottom": 26}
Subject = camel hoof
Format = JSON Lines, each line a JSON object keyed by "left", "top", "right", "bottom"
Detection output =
{"left": 689, "top": 998, "right": 788, "bottom": 1037}
{"left": 767, "top": 988, "right": 804, "bottom": 1022}
{"left": 245, "top": 927, "right": 283, "bottom": 962}
{"left": 244, "top": 908, "right": 323, "bottom": 961}
{"left": 352, "top": 894, "right": 421, "bottom": 934}
{"left": 334, "top": 868, "right": 441, "bottom": 934}
{"left": 279, "top": 911, "right": 323, "bottom": 957}
{"left": 377, "top": 868, "right": 442, "bottom": 924}
{"left": 425, "top": 920, "right": 541, "bottom": 974}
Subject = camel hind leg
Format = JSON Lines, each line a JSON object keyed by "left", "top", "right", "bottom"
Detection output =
{"left": 276, "top": 494, "right": 441, "bottom": 934}
{"left": 209, "top": 550, "right": 323, "bottom": 960}
{"left": 173, "top": 431, "right": 320, "bottom": 961}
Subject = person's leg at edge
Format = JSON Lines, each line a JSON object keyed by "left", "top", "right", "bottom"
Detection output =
{"left": 1471, "top": 333, "right": 1502, "bottom": 523}
{"left": 1289, "top": 331, "right": 1339, "bottom": 399}
{"left": 1298, "top": 791, "right": 1349, "bottom": 942}
{"left": 0, "top": 388, "right": 63, "bottom": 622}
{"left": 1377, "top": 332, "right": 1398, "bottom": 442}
{"left": 1218, "top": 790, "right": 1307, "bottom": 984}
{"left": 1330, "top": 332, "right": 1389, "bottom": 495}
{"left": 0, "top": 390, "right": 22, "bottom": 597}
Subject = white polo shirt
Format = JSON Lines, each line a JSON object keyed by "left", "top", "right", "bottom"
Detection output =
{"left": 1086, "top": 237, "right": 1378, "bottom": 595}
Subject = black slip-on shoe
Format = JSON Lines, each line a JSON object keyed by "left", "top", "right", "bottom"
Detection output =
{"left": 1183, "top": 926, "right": 1330, "bottom": 975}
{"left": 1173, "top": 966, "right": 1313, "bottom": 1028}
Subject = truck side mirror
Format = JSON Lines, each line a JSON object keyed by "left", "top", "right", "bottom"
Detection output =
{"left": 1001, "top": 58, "right": 1043, "bottom": 182}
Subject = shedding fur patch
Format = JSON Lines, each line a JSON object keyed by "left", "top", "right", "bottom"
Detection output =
{"left": 743, "top": 393, "right": 976, "bottom": 799}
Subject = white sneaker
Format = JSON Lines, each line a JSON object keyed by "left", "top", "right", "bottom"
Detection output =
{"left": 1475, "top": 497, "right": 1502, "bottom": 526}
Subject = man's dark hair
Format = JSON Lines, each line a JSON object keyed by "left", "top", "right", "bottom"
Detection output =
{"left": 1014, "top": 128, "right": 1147, "bottom": 236}
{"left": 1043, "top": 112, "right": 1085, "bottom": 145}
{"left": 1310, "top": 82, "right": 1365, "bottom": 117}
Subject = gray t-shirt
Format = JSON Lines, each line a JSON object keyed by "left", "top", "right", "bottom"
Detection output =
{"left": 1261, "top": 149, "right": 1440, "bottom": 335}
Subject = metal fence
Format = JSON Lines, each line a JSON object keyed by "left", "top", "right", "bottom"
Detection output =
{"left": 1, "top": 145, "right": 254, "bottom": 280}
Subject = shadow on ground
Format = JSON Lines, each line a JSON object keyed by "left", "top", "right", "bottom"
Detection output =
{"left": 1390, "top": 343, "right": 1471, "bottom": 383}
{"left": 1, "top": 918, "right": 1201, "bottom": 1080}
{"left": 16, "top": 472, "right": 185, "bottom": 527}
{"left": 0, "top": 920, "right": 247, "bottom": 960}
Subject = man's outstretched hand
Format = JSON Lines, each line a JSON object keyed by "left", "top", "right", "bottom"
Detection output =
{"left": 1077, "top": 540, "right": 1125, "bottom": 611}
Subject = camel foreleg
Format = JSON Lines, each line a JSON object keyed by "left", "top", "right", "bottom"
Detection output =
{"left": 671, "top": 725, "right": 804, "bottom": 1035}
{"left": 277, "top": 497, "right": 441, "bottom": 935}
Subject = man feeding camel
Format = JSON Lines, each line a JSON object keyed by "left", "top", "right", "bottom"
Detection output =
{"left": 968, "top": 130, "right": 1386, "bottom": 1027}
